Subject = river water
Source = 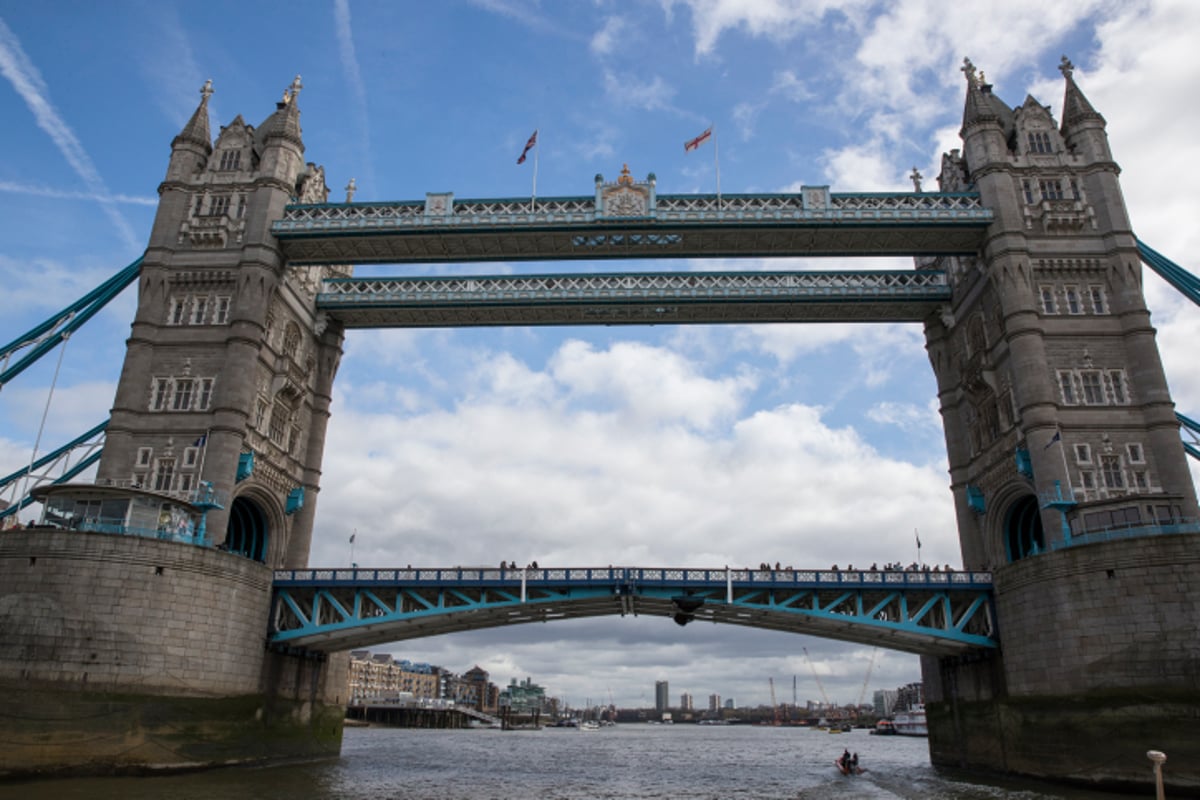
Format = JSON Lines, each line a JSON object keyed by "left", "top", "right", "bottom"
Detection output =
{"left": 0, "top": 724, "right": 1145, "bottom": 799}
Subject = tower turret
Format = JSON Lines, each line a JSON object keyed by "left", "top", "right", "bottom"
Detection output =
{"left": 1058, "top": 56, "right": 1111, "bottom": 163}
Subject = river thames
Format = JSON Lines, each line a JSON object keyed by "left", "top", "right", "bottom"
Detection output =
{"left": 0, "top": 723, "right": 1153, "bottom": 799}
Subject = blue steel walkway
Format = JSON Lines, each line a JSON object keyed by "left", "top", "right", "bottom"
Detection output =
{"left": 270, "top": 566, "right": 995, "bottom": 657}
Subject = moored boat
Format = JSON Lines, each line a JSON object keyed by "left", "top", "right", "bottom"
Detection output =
{"left": 892, "top": 703, "right": 927, "bottom": 736}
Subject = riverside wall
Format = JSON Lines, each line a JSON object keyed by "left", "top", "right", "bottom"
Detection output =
{"left": 0, "top": 529, "right": 347, "bottom": 778}
{"left": 924, "top": 533, "right": 1200, "bottom": 793}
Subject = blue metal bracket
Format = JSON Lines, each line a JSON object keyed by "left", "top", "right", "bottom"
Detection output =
{"left": 966, "top": 485, "right": 986, "bottom": 514}
{"left": 286, "top": 486, "right": 305, "bottom": 514}
{"left": 236, "top": 452, "right": 255, "bottom": 482}
{"left": 1014, "top": 447, "right": 1033, "bottom": 479}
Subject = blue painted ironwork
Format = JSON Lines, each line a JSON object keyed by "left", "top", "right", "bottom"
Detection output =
{"left": 316, "top": 269, "right": 951, "bottom": 328}
{"left": 270, "top": 566, "right": 995, "bottom": 656}
{"left": 286, "top": 486, "right": 305, "bottom": 515}
{"left": 1014, "top": 447, "right": 1033, "bottom": 478}
{"left": 966, "top": 485, "right": 986, "bottom": 514}
{"left": 1177, "top": 412, "right": 1200, "bottom": 461}
{"left": 236, "top": 451, "right": 255, "bottom": 482}
{"left": 0, "top": 257, "right": 141, "bottom": 391}
{"left": 0, "top": 420, "right": 108, "bottom": 519}
{"left": 271, "top": 190, "right": 992, "bottom": 265}
{"left": 1138, "top": 240, "right": 1200, "bottom": 307}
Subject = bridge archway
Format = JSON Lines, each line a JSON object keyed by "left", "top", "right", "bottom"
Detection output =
{"left": 225, "top": 494, "right": 271, "bottom": 562}
{"left": 1003, "top": 495, "right": 1044, "bottom": 562}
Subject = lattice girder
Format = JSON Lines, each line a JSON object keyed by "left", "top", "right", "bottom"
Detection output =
{"left": 270, "top": 567, "right": 995, "bottom": 656}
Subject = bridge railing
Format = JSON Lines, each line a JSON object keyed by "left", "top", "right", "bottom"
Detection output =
{"left": 273, "top": 565, "right": 993, "bottom": 587}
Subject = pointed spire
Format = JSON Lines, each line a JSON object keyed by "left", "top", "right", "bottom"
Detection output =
{"left": 174, "top": 79, "right": 214, "bottom": 153}
{"left": 259, "top": 74, "right": 304, "bottom": 149}
{"left": 960, "top": 57, "right": 1006, "bottom": 132}
{"left": 1059, "top": 55, "right": 1106, "bottom": 132}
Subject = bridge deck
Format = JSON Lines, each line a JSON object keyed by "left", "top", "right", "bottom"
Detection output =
{"left": 270, "top": 566, "right": 995, "bottom": 657}
{"left": 272, "top": 191, "right": 991, "bottom": 266}
{"left": 316, "top": 269, "right": 951, "bottom": 327}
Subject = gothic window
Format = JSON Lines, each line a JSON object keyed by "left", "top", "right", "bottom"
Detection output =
{"left": 1132, "top": 470, "right": 1148, "bottom": 490}
{"left": 172, "top": 379, "right": 194, "bottom": 411}
{"left": 191, "top": 295, "right": 208, "bottom": 325}
{"left": 236, "top": 196, "right": 247, "bottom": 218}
{"left": 1088, "top": 285, "right": 1107, "bottom": 314}
{"left": 1022, "top": 180, "right": 1034, "bottom": 204}
{"left": 1101, "top": 455, "right": 1125, "bottom": 490}
{"left": 1107, "top": 371, "right": 1128, "bottom": 404}
{"left": 269, "top": 400, "right": 291, "bottom": 445}
{"left": 1058, "top": 371, "right": 1077, "bottom": 405}
{"left": 208, "top": 194, "right": 230, "bottom": 217}
{"left": 168, "top": 297, "right": 186, "bottom": 325}
{"left": 1080, "top": 470, "right": 1096, "bottom": 490}
{"left": 1074, "top": 443, "right": 1092, "bottom": 464}
{"left": 152, "top": 378, "right": 170, "bottom": 410}
{"left": 1069, "top": 179, "right": 1081, "bottom": 200}
{"left": 1039, "top": 179, "right": 1064, "bottom": 200}
{"left": 283, "top": 322, "right": 301, "bottom": 359}
{"left": 194, "top": 195, "right": 205, "bottom": 215}
{"left": 1026, "top": 131, "right": 1053, "bottom": 154}
{"left": 1127, "top": 443, "right": 1144, "bottom": 463}
{"left": 218, "top": 149, "right": 241, "bottom": 171}
{"left": 154, "top": 458, "right": 175, "bottom": 492}
{"left": 255, "top": 397, "right": 268, "bottom": 430}
{"left": 183, "top": 447, "right": 199, "bottom": 467}
{"left": 136, "top": 447, "right": 153, "bottom": 467}
{"left": 288, "top": 424, "right": 302, "bottom": 454}
{"left": 215, "top": 296, "right": 231, "bottom": 324}
{"left": 1039, "top": 286, "right": 1056, "bottom": 314}
{"left": 1064, "top": 286, "right": 1082, "bottom": 314}
{"left": 1080, "top": 371, "right": 1104, "bottom": 405}
{"left": 179, "top": 473, "right": 194, "bottom": 493}
{"left": 198, "top": 378, "right": 213, "bottom": 410}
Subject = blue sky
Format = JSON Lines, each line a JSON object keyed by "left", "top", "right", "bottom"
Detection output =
{"left": 2, "top": 1, "right": 1199, "bottom": 711}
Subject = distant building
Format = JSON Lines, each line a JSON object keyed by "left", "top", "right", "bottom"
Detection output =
{"left": 347, "top": 650, "right": 496, "bottom": 708}
{"left": 680, "top": 692, "right": 693, "bottom": 711}
{"left": 463, "top": 665, "right": 499, "bottom": 713}
{"left": 501, "top": 677, "right": 551, "bottom": 714}
{"left": 708, "top": 693, "right": 721, "bottom": 711}
{"left": 723, "top": 698, "right": 736, "bottom": 710}
{"left": 655, "top": 680, "right": 669, "bottom": 712}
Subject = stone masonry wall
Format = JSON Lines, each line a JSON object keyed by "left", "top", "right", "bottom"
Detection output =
{"left": 0, "top": 528, "right": 272, "bottom": 695}
{"left": 993, "top": 533, "right": 1200, "bottom": 697}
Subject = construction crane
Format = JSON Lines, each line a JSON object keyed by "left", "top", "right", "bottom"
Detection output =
{"left": 768, "top": 677, "right": 781, "bottom": 725}
{"left": 856, "top": 648, "right": 880, "bottom": 709}
{"left": 802, "top": 647, "right": 832, "bottom": 718}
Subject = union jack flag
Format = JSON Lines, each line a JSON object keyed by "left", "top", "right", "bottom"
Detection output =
{"left": 517, "top": 130, "right": 538, "bottom": 164}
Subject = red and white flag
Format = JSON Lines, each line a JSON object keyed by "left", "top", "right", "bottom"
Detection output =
{"left": 684, "top": 126, "right": 712, "bottom": 153}
{"left": 517, "top": 130, "right": 538, "bottom": 164}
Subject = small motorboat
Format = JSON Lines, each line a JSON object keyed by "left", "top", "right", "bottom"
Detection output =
{"left": 834, "top": 757, "right": 863, "bottom": 776}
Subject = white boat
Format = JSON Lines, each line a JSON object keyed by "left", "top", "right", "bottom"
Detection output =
{"left": 579, "top": 720, "right": 601, "bottom": 731}
{"left": 892, "top": 703, "right": 927, "bottom": 736}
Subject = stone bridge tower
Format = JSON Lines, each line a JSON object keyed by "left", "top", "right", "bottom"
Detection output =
{"left": 922, "top": 59, "right": 1200, "bottom": 790}
{"left": 100, "top": 77, "right": 348, "bottom": 569}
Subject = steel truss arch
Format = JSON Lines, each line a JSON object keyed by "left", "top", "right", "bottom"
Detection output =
{"left": 269, "top": 566, "right": 996, "bottom": 656}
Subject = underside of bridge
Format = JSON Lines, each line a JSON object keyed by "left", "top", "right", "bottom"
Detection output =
{"left": 269, "top": 568, "right": 996, "bottom": 657}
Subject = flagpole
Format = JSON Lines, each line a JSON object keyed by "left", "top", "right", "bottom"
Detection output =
{"left": 531, "top": 128, "right": 539, "bottom": 213}
{"left": 915, "top": 528, "right": 922, "bottom": 568}
{"left": 713, "top": 126, "right": 721, "bottom": 209}
{"left": 194, "top": 429, "right": 211, "bottom": 495}
{"left": 1055, "top": 426, "right": 1074, "bottom": 496}
{"left": 350, "top": 528, "right": 357, "bottom": 568}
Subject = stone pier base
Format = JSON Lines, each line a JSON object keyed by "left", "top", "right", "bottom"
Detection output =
{"left": 0, "top": 529, "right": 346, "bottom": 779}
